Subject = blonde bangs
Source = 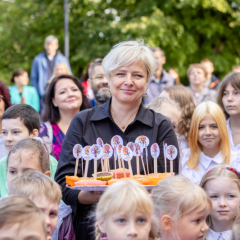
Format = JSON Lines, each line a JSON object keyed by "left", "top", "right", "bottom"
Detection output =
{"left": 96, "top": 180, "right": 153, "bottom": 221}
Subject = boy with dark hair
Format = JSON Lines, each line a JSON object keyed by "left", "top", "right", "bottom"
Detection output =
{"left": 0, "top": 104, "right": 58, "bottom": 197}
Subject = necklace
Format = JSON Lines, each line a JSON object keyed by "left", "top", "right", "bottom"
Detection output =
{"left": 231, "top": 127, "right": 240, "bottom": 134}
{"left": 111, "top": 107, "right": 138, "bottom": 130}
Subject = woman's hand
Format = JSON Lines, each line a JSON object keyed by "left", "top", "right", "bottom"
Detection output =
{"left": 78, "top": 191, "right": 102, "bottom": 204}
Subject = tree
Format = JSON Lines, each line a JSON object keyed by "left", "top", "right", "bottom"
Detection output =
{"left": 0, "top": 0, "right": 240, "bottom": 85}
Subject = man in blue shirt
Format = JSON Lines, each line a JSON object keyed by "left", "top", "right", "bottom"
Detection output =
{"left": 88, "top": 59, "right": 110, "bottom": 107}
{"left": 144, "top": 47, "right": 174, "bottom": 104}
{"left": 30, "top": 35, "right": 71, "bottom": 112}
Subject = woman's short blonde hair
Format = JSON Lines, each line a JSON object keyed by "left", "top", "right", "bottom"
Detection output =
{"left": 102, "top": 40, "right": 157, "bottom": 82}
{"left": 0, "top": 195, "right": 47, "bottom": 236}
{"left": 188, "top": 101, "right": 231, "bottom": 170}
{"left": 95, "top": 180, "right": 155, "bottom": 240}
{"left": 8, "top": 171, "right": 62, "bottom": 204}
{"left": 152, "top": 175, "right": 211, "bottom": 239}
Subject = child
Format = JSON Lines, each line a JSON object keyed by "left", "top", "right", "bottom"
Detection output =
{"left": 0, "top": 195, "right": 51, "bottom": 240}
{"left": 216, "top": 72, "right": 240, "bottom": 152}
{"left": 187, "top": 63, "right": 216, "bottom": 106}
{"left": 160, "top": 85, "right": 195, "bottom": 148}
{"left": 147, "top": 96, "right": 182, "bottom": 133}
{"left": 200, "top": 165, "right": 240, "bottom": 240}
{"left": 232, "top": 211, "right": 240, "bottom": 240}
{"left": 151, "top": 175, "right": 211, "bottom": 240}
{"left": 181, "top": 101, "right": 237, "bottom": 184}
{"left": 95, "top": 180, "right": 155, "bottom": 240}
{"left": 0, "top": 104, "right": 58, "bottom": 197}
{"left": 6, "top": 139, "right": 75, "bottom": 240}
{"left": 9, "top": 69, "right": 40, "bottom": 112}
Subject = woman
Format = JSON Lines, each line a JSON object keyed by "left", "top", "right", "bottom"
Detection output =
{"left": 55, "top": 41, "right": 180, "bottom": 240}
{"left": 39, "top": 74, "right": 89, "bottom": 160}
{"left": 0, "top": 80, "right": 11, "bottom": 158}
{"left": 9, "top": 69, "right": 39, "bottom": 112}
{"left": 216, "top": 72, "right": 240, "bottom": 152}
{"left": 187, "top": 64, "right": 216, "bottom": 106}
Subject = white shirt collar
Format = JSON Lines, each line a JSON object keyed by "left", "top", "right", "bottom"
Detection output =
{"left": 207, "top": 228, "right": 232, "bottom": 240}
{"left": 200, "top": 151, "right": 223, "bottom": 169}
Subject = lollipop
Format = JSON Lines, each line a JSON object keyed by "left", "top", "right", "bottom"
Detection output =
{"left": 150, "top": 143, "right": 160, "bottom": 177}
{"left": 166, "top": 145, "right": 178, "bottom": 176}
{"left": 96, "top": 138, "right": 104, "bottom": 170}
{"left": 73, "top": 144, "right": 83, "bottom": 177}
{"left": 90, "top": 144, "right": 103, "bottom": 180}
{"left": 82, "top": 146, "right": 93, "bottom": 179}
{"left": 121, "top": 146, "right": 134, "bottom": 178}
{"left": 135, "top": 136, "right": 150, "bottom": 175}
{"left": 134, "top": 143, "right": 145, "bottom": 175}
{"left": 102, "top": 144, "right": 113, "bottom": 173}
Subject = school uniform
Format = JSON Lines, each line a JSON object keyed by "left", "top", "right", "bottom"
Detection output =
{"left": 226, "top": 118, "right": 240, "bottom": 152}
{"left": 181, "top": 149, "right": 240, "bottom": 185}
{"left": 206, "top": 228, "right": 232, "bottom": 240}
{"left": 181, "top": 149, "right": 223, "bottom": 185}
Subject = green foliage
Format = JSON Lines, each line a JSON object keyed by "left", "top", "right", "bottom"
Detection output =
{"left": 0, "top": 0, "right": 240, "bottom": 85}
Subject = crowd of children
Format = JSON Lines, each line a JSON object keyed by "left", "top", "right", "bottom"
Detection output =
{"left": 0, "top": 43, "right": 240, "bottom": 240}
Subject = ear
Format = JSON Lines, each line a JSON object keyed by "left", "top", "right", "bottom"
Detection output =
{"left": 52, "top": 98, "right": 57, "bottom": 107}
{"left": 87, "top": 78, "right": 92, "bottom": 88}
{"left": 98, "top": 220, "right": 106, "bottom": 234}
{"left": 56, "top": 44, "right": 59, "bottom": 50}
{"left": 45, "top": 171, "right": 51, "bottom": 178}
{"left": 162, "top": 56, "right": 166, "bottom": 65}
{"left": 161, "top": 215, "right": 172, "bottom": 231}
{"left": 32, "top": 129, "right": 39, "bottom": 138}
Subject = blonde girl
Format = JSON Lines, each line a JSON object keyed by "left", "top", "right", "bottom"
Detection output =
{"left": 151, "top": 175, "right": 211, "bottom": 240}
{"left": 232, "top": 211, "right": 240, "bottom": 240}
{"left": 200, "top": 165, "right": 240, "bottom": 240}
{"left": 95, "top": 180, "right": 155, "bottom": 240}
{"left": 181, "top": 101, "right": 235, "bottom": 184}
{"left": 216, "top": 72, "right": 240, "bottom": 151}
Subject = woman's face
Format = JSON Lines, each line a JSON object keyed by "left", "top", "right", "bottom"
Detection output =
{"left": 188, "top": 68, "right": 206, "bottom": 86}
{"left": 222, "top": 83, "right": 240, "bottom": 117}
{"left": 109, "top": 61, "right": 148, "bottom": 105}
{"left": 52, "top": 78, "right": 82, "bottom": 113}
{"left": 14, "top": 72, "right": 29, "bottom": 86}
{"left": 197, "top": 114, "right": 221, "bottom": 152}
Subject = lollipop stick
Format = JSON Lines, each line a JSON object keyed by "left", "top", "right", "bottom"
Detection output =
{"left": 121, "top": 157, "right": 126, "bottom": 178}
{"left": 154, "top": 157, "right": 157, "bottom": 177}
{"left": 84, "top": 158, "right": 89, "bottom": 179}
{"left": 101, "top": 157, "right": 104, "bottom": 172}
{"left": 104, "top": 155, "right": 108, "bottom": 172}
{"left": 118, "top": 155, "right": 122, "bottom": 169}
{"left": 164, "top": 155, "right": 167, "bottom": 177}
{"left": 94, "top": 159, "right": 97, "bottom": 180}
{"left": 146, "top": 156, "right": 149, "bottom": 175}
{"left": 136, "top": 156, "right": 140, "bottom": 175}
{"left": 81, "top": 158, "right": 84, "bottom": 177}
{"left": 140, "top": 155, "right": 146, "bottom": 176}
{"left": 170, "top": 160, "right": 173, "bottom": 176}
{"left": 114, "top": 158, "right": 117, "bottom": 179}
{"left": 107, "top": 157, "right": 110, "bottom": 172}
{"left": 74, "top": 158, "right": 79, "bottom": 177}
{"left": 127, "top": 157, "right": 133, "bottom": 178}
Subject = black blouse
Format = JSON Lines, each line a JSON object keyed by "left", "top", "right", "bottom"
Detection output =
{"left": 55, "top": 99, "right": 179, "bottom": 239}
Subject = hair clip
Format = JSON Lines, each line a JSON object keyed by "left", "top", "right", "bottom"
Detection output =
{"left": 225, "top": 167, "right": 240, "bottom": 179}
{"left": 33, "top": 137, "right": 48, "bottom": 153}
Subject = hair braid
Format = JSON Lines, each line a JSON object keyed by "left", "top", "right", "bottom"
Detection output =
{"left": 95, "top": 222, "right": 102, "bottom": 240}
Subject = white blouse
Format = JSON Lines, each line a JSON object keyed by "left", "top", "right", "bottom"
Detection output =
{"left": 181, "top": 149, "right": 240, "bottom": 185}
{"left": 181, "top": 149, "right": 223, "bottom": 185}
{"left": 226, "top": 118, "right": 240, "bottom": 151}
{"left": 176, "top": 133, "right": 188, "bottom": 173}
{"left": 206, "top": 228, "right": 232, "bottom": 240}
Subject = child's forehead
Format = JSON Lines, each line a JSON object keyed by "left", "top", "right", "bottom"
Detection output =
{"left": 2, "top": 117, "right": 26, "bottom": 129}
{"left": 32, "top": 194, "right": 59, "bottom": 210}
{"left": 8, "top": 150, "right": 39, "bottom": 166}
